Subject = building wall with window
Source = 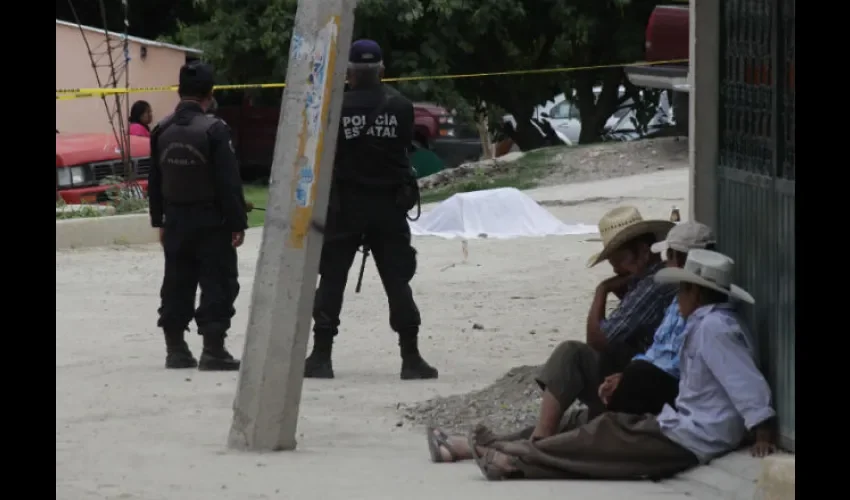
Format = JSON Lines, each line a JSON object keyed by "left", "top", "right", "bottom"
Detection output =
{"left": 55, "top": 20, "right": 201, "bottom": 135}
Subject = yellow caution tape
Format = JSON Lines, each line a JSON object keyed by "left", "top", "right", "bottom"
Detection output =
{"left": 56, "top": 59, "right": 688, "bottom": 100}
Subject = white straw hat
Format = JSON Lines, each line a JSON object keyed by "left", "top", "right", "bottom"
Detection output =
{"left": 654, "top": 249, "right": 755, "bottom": 304}
{"left": 586, "top": 206, "right": 675, "bottom": 267}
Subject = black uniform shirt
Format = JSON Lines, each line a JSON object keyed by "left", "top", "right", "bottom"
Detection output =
{"left": 148, "top": 101, "right": 247, "bottom": 232}
{"left": 333, "top": 84, "right": 414, "bottom": 187}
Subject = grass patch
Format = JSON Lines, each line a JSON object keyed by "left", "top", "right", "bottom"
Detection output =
{"left": 418, "top": 146, "right": 566, "bottom": 204}
{"left": 56, "top": 203, "right": 106, "bottom": 220}
{"left": 56, "top": 183, "right": 150, "bottom": 220}
{"left": 243, "top": 183, "right": 270, "bottom": 228}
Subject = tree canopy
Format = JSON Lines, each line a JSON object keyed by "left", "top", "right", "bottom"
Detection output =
{"left": 56, "top": 0, "right": 205, "bottom": 42}
{"left": 87, "top": 0, "right": 663, "bottom": 147}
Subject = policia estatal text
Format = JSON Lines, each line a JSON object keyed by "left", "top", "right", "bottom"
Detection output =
{"left": 304, "top": 39, "right": 438, "bottom": 380}
{"left": 148, "top": 62, "right": 247, "bottom": 371}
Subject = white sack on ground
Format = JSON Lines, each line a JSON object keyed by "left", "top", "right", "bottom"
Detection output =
{"left": 409, "top": 187, "right": 598, "bottom": 239}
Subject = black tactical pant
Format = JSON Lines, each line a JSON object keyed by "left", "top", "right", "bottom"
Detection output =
{"left": 158, "top": 205, "right": 239, "bottom": 337}
{"left": 313, "top": 185, "right": 420, "bottom": 340}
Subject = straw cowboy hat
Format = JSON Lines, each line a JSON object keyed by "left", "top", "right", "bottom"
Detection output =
{"left": 586, "top": 206, "right": 675, "bottom": 267}
{"left": 654, "top": 249, "right": 755, "bottom": 304}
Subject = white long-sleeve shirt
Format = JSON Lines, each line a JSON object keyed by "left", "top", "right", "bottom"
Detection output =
{"left": 657, "top": 303, "right": 775, "bottom": 464}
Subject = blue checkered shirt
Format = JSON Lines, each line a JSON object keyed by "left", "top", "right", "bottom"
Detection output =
{"left": 632, "top": 298, "right": 687, "bottom": 379}
{"left": 600, "top": 261, "right": 677, "bottom": 351}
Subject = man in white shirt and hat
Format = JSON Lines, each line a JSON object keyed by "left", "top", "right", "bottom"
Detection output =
{"left": 465, "top": 249, "right": 776, "bottom": 481}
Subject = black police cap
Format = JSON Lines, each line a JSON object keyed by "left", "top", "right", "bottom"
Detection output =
{"left": 179, "top": 61, "right": 215, "bottom": 95}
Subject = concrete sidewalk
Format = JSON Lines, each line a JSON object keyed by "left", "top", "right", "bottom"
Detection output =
{"left": 57, "top": 168, "right": 774, "bottom": 500}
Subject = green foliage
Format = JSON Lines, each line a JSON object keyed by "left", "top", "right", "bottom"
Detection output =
{"left": 55, "top": 180, "right": 150, "bottom": 220}
{"left": 172, "top": 0, "right": 663, "bottom": 144}
{"left": 56, "top": 200, "right": 104, "bottom": 220}
{"left": 169, "top": 0, "right": 299, "bottom": 84}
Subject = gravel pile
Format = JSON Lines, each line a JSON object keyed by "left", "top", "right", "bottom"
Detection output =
{"left": 399, "top": 365, "right": 543, "bottom": 436}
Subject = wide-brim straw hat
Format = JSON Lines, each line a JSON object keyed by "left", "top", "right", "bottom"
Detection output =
{"left": 654, "top": 249, "right": 755, "bottom": 304}
{"left": 586, "top": 206, "right": 675, "bottom": 267}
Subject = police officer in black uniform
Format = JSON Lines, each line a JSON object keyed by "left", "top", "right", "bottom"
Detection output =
{"left": 304, "top": 40, "right": 438, "bottom": 381}
{"left": 148, "top": 62, "right": 247, "bottom": 371}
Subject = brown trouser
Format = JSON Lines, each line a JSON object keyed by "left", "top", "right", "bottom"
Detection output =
{"left": 481, "top": 412, "right": 699, "bottom": 480}
{"left": 534, "top": 340, "right": 640, "bottom": 420}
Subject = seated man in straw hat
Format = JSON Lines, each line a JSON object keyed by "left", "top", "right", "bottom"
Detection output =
{"left": 426, "top": 221, "right": 715, "bottom": 463}
{"left": 599, "top": 221, "right": 716, "bottom": 415}
{"left": 528, "top": 206, "right": 676, "bottom": 437}
{"left": 467, "top": 249, "right": 776, "bottom": 480}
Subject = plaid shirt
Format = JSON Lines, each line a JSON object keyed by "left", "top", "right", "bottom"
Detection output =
{"left": 600, "top": 261, "right": 676, "bottom": 351}
{"left": 632, "top": 298, "right": 687, "bottom": 379}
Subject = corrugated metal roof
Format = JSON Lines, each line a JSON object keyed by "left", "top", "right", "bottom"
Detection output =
{"left": 56, "top": 19, "right": 203, "bottom": 55}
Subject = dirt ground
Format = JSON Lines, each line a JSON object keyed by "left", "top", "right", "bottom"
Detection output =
{"left": 60, "top": 144, "right": 744, "bottom": 499}
{"left": 418, "top": 137, "right": 689, "bottom": 203}
{"left": 536, "top": 137, "right": 689, "bottom": 187}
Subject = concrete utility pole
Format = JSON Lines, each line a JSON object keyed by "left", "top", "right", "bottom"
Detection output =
{"left": 228, "top": 0, "right": 356, "bottom": 452}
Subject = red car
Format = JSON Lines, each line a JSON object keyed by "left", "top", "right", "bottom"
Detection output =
{"left": 56, "top": 133, "right": 151, "bottom": 204}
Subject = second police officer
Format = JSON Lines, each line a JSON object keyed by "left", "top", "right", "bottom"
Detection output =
{"left": 303, "top": 40, "right": 439, "bottom": 381}
{"left": 148, "top": 61, "right": 247, "bottom": 371}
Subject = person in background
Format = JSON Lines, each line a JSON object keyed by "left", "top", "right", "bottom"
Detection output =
{"left": 148, "top": 62, "right": 247, "bottom": 371}
{"left": 303, "top": 39, "right": 437, "bottom": 381}
{"left": 129, "top": 100, "right": 153, "bottom": 138}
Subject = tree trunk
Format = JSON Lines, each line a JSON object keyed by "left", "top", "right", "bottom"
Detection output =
{"left": 476, "top": 103, "right": 494, "bottom": 160}
{"left": 498, "top": 94, "right": 548, "bottom": 151}
{"left": 576, "top": 69, "right": 626, "bottom": 144}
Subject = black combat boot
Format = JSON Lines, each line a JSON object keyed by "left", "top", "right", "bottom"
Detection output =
{"left": 304, "top": 333, "right": 335, "bottom": 379}
{"left": 399, "top": 331, "right": 438, "bottom": 380}
{"left": 198, "top": 332, "right": 241, "bottom": 372}
{"left": 164, "top": 330, "right": 198, "bottom": 369}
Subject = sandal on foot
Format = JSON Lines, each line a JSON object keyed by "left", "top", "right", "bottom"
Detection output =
{"left": 468, "top": 433, "right": 522, "bottom": 481}
{"left": 426, "top": 426, "right": 461, "bottom": 463}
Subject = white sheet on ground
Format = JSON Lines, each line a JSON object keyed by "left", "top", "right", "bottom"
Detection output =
{"left": 409, "top": 187, "right": 598, "bottom": 239}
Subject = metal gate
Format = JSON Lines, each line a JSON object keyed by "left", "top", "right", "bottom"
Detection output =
{"left": 717, "top": 0, "right": 795, "bottom": 451}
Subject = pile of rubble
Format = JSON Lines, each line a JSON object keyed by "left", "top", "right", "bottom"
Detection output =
{"left": 398, "top": 364, "right": 543, "bottom": 436}
{"left": 417, "top": 152, "right": 526, "bottom": 191}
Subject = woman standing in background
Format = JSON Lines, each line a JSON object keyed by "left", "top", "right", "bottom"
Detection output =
{"left": 128, "top": 100, "right": 153, "bottom": 137}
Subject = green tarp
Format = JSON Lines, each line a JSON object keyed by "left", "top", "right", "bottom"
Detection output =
{"left": 411, "top": 148, "right": 445, "bottom": 178}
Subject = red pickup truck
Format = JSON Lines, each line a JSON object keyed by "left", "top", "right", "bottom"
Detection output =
{"left": 56, "top": 133, "right": 150, "bottom": 203}
{"left": 625, "top": 4, "right": 690, "bottom": 91}
{"left": 625, "top": 3, "right": 690, "bottom": 134}
{"left": 218, "top": 96, "right": 481, "bottom": 178}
